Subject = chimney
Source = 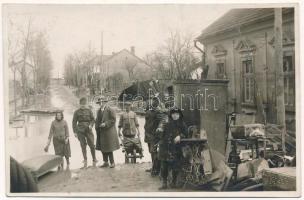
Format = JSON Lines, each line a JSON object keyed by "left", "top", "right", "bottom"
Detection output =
{"left": 130, "top": 46, "right": 135, "bottom": 55}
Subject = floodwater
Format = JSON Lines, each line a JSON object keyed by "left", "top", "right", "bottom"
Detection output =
{"left": 8, "top": 81, "right": 151, "bottom": 171}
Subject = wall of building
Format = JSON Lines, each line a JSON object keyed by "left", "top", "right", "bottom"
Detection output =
{"left": 104, "top": 50, "right": 151, "bottom": 82}
{"left": 203, "top": 17, "right": 295, "bottom": 132}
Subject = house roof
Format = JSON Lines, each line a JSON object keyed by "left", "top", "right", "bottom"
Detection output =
{"left": 103, "top": 49, "right": 150, "bottom": 67}
{"left": 197, "top": 8, "right": 294, "bottom": 41}
{"left": 93, "top": 55, "right": 112, "bottom": 65}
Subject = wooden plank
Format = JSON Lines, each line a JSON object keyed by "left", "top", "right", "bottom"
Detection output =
{"left": 201, "top": 149, "right": 213, "bottom": 175}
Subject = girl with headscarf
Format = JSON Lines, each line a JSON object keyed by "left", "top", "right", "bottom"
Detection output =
{"left": 44, "top": 112, "right": 71, "bottom": 170}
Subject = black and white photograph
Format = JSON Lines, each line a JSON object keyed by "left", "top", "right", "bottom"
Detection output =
{"left": 1, "top": 1, "right": 302, "bottom": 198}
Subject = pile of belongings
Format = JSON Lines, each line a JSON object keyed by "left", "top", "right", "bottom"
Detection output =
{"left": 231, "top": 124, "right": 265, "bottom": 139}
{"left": 229, "top": 158, "right": 269, "bottom": 191}
{"left": 122, "top": 137, "right": 142, "bottom": 152}
{"left": 181, "top": 148, "right": 233, "bottom": 191}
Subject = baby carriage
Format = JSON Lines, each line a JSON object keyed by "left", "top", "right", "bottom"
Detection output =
{"left": 120, "top": 135, "right": 144, "bottom": 163}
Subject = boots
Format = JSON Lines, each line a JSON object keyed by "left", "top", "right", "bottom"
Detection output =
{"left": 158, "top": 179, "right": 168, "bottom": 190}
{"left": 170, "top": 172, "right": 178, "bottom": 188}
{"left": 99, "top": 162, "right": 109, "bottom": 168}
{"left": 92, "top": 159, "right": 98, "bottom": 167}
{"left": 66, "top": 158, "right": 70, "bottom": 170}
{"left": 81, "top": 160, "right": 88, "bottom": 169}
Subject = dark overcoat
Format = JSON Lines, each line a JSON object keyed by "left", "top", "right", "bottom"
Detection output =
{"left": 144, "top": 108, "right": 167, "bottom": 144}
{"left": 95, "top": 106, "right": 120, "bottom": 152}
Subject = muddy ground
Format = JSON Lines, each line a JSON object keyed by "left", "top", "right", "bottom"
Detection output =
{"left": 38, "top": 162, "right": 185, "bottom": 193}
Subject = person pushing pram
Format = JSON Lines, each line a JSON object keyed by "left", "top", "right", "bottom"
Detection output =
{"left": 118, "top": 102, "right": 143, "bottom": 163}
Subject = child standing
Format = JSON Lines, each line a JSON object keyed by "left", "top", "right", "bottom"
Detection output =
{"left": 44, "top": 112, "right": 71, "bottom": 170}
{"left": 158, "top": 107, "right": 188, "bottom": 190}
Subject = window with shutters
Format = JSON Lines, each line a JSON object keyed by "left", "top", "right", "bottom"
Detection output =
{"left": 242, "top": 59, "right": 255, "bottom": 104}
{"left": 235, "top": 39, "right": 256, "bottom": 107}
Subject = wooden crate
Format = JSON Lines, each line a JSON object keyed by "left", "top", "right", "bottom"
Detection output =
{"left": 262, "top": 167, "right": 296, "bottom": 191}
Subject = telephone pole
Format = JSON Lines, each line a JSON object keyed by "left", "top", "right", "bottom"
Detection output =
{"left": 274, "top": 8, "right": 286, "bottom": 153}
{"left": 100, "top": 31, "right": 104, "bottom": 93}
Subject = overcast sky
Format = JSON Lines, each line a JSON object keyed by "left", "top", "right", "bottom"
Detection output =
{"left": 4, "top": 4, "right": 232, "bottom": 78}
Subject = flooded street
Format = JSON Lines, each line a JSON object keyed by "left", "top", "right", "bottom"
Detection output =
{"left": 9, "top": 81, "right": 151, "bottom": 171}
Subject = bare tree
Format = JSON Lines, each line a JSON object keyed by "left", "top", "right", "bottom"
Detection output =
{"left": 63, "top": 45, "right": 97, "bottom": 92}
{"left": 124, "top": 57, "right": 137, "bottom": 81}
{"left": 165, "top": 30, "right": 198, "bottom": 80}
{"left": 144, "top": 51, "right": 172, "bottom": 80}
{"left": 144, "top": 30, "right": 199, "bottom": 81}
{"left": 8, "top": 16, "right": 53, "bottom": 110}
{"left": 29, "top": 31, "right": 53, "bottom": 93}
{"left": 8, "top": 17, "right": 33, "bottom": 107}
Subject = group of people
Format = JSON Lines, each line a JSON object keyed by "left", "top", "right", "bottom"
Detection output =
{"left": 144, "top": 98, "right": 188, "bottom": 190}
{"left": 45, "top": 97, "right": 141, "bottom": 169}
{"left": 45, "top": 96, "right": 189, "bottom": 190}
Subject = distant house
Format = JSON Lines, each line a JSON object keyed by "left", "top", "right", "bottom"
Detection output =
{"left": 94, "top": 47, "right": 152, "bottom": 94}
{"left": 197, "top": 8, "right": 295, "bottom": 134}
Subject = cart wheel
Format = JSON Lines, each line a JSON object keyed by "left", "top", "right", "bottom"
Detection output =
{"left": 125, "top": 153, "right": 129, "bottom": 164}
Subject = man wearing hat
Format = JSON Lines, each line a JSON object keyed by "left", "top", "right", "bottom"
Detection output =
{"left": 72, "top": 97, "right": 97, "bottom": 168}
{"left": 95, "top": 97, "right": 120, "bottom": 168}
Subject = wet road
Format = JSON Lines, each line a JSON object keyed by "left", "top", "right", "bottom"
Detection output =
{"left": 9, "top": 82, "right": 151, "bottom": 170}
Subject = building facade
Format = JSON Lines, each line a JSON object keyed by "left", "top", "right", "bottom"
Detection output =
{"left": 94, "top": 47, "right": 152, "bottom": 94}
{"left": 197, "top": 8, "right": 295, "bottom": 134}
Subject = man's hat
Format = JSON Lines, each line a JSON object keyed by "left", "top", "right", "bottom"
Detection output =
{"left": 169, "top": 106, "right": 183, "bottom": 118}
{"left": 96, "top": 97, "right": 108, "bottom": 104}
{"left": 124, "top": 101, "right": 132, "bottom": 105}
{"left": 79, "top": 97, "right": 87, "bottom": 105}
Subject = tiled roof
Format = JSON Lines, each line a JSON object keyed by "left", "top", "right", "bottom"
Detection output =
{"left": 198, "top": 8, "right": 294, "bottom": 41}
{"left": 103, "top": 49, "right": 150, "bottom": 67}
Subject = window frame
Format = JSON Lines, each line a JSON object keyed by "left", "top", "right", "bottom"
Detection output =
{"left": 240, "top": 53, "right": 256, "bottom": 107}
{"left": 211, "top": 44, "right": 227, "bottom": 79}
{"left": 215, "top": 58, "right": 226, "bottom": 79}
{"left": 283, "top": 48, "right": 295, "bottom": 111}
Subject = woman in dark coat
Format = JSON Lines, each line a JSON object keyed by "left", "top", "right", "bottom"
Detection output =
{"left": 44, "top": 112, "right": 71, "bottom": 170}
{"left": 95, "top": 98, "right": 120, "bottom": 168}
{"left": 158, "top": 107, "right": 188, "bottom": 190}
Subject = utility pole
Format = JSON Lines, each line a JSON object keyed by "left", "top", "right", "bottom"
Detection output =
{"left": 100, "top": 31, "right": 104, "bottom": 93}
{"left": 274, "top": 8, "right": 286, "bottom": 153}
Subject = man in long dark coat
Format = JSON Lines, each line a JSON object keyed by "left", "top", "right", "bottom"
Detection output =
{"left": 144, "top": 97, "right": 167, "bottom": 176}
{"left": 95, "top": 98, "right": 120, "bottom": 168}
